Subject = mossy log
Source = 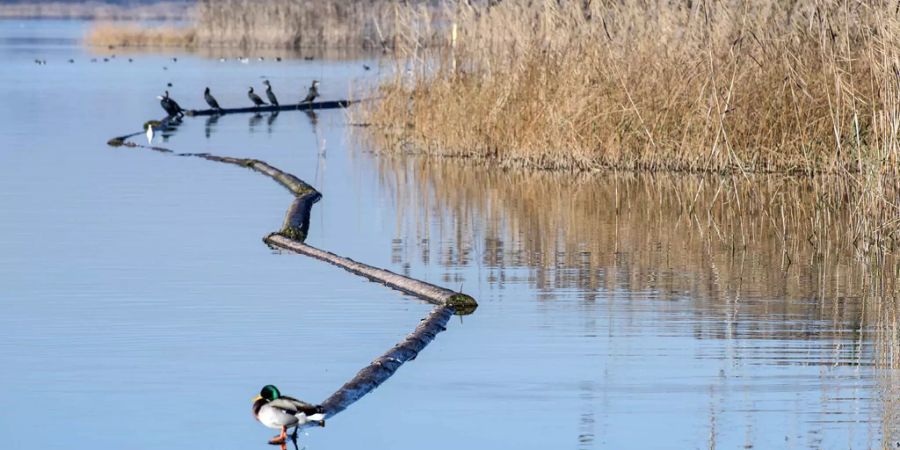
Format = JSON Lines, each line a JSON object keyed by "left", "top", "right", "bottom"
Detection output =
{"left": 185, "top": 99, "right": 355, "bottom": 116}
{"left": 264, "top": 234, "right": 478, "bottom": 309}
{"left": 319, "top": 304, "right": 455, "bottom": 417}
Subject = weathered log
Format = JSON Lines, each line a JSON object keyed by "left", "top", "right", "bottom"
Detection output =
{"left": 106, "top": 126, "right": 479, "bottom": 426}
{"left": 191, "top": 155, "right": 318, "bottom": 197}
{"left": 264, "top": 234, "right": 478, "bottom": 309}
{"left": 279, "top": 194, "right": 322, "bottom": 242}
{"left": 185, "top": 99, "right": 356, "bottom": 116}
{"left": 319, "top": 304, "right": 455, "bottom": 417}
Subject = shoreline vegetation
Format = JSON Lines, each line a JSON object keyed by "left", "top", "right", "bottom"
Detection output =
{"left": 80, "top": 0, "right": 897, "bottom": 254}
{"left": 360, "top": 0, "right": 900, "bottom": 254}
{"left": 0, "top": 1, "right": 192, "bottom": 20}
{"left": 84, "top": 0, "right": 436, "bottom": 49}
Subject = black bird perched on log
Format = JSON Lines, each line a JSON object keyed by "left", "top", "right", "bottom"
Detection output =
{"left": 301, "top": 80, "right": 319, "bottom": 105}
{"left": 263, "top": 80, "right": 279, "bottom": 106}
{"left": 248, "top": 87, "right": 267, "bottom": 108}
{"left": 204, "top": 87, "right": 222, "bottom": 112}
{"left": 157, "top": 90, "right": 184, "bottom": 118}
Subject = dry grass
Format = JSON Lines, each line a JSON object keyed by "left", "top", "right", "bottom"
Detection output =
{"left": 0, "top": 1, "right": 191, "bottom": 20}
{"left": 359, "top": 0, "right": 900, "bottom": 253}
{"left": 85, "top": 23, "right": 196, "bottom": 48}
{"left": 366, "top": 0, "right": 900, "bottom": 174}
{"left": 85, "top": 0, "right": 440, "bottom": 49}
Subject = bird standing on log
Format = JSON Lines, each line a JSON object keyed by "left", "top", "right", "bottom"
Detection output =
{"left": 301, "top": 80, "right": 319, "bottom": 105}
{"left": 204, "top": 87, "right": 222, "bottom": 112}
{"left": 248, "top": 87, "right": 267, "bottom": 108}
{"left": 157, "top": 90, "right": 184, "bottom": 118}
{"left": 252, "top": 384, "right": 325, "bottom": 445}
{"left": 263, "top": 80, "right": 279, "bottom": 107}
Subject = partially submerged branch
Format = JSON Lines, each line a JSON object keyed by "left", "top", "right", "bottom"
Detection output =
{"left": 319, "top": 304, "right": 457, "bottom": 417}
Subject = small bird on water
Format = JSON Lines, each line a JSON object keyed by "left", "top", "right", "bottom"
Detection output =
{"left": 204, "top": 87, "right": 222, "bottom": 112}
{"left": 248, "top": 87, "right": 266, "bottom": 108}
{"left": 301, "top": 80, "right": 319, "bottom": 105}
{"left": 252, "top": 385, "right": 325, "bottom": 445}
{"left": 263, "top": 80, "right": 279, "bottom": 107}
{"left": 157, "top": 90, "right": 184, "bottom": 118}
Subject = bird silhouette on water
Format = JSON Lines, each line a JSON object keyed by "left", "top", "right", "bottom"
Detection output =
{"left": 204, "top": 87, "right": 222, "bottom": 112}
{"left": 248, "top": 87, "right": 267, "bottom": 108}
{"left": 301, "top": 80, "right": 319, "bottom": 105}
{"left": 263, "top": 80, "right": 279, "bottom": 107}
{"left": 157, "top": 90, "right": 184, "bottom": 118}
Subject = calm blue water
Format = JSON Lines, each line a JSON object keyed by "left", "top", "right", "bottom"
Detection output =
{"left": 0, "top": 20, "right": 895, "bottom": 450}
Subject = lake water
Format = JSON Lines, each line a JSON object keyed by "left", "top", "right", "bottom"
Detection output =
{"left": 1, "top": 19, "right": 898, "bottom": 450}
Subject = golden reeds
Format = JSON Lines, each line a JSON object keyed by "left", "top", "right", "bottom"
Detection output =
{"left": 0, "top": 1, "right": 191, "bottom": 20}
{"left": 85, "top": 0, "right": 439, "bottom": 49}
{"left": 358, "top": 0, "right": 900, "bottom": 254}
{"left": 85, "top": 23, "right": 196, "bottom": 48}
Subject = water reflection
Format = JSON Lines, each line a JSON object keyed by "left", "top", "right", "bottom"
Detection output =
{"left": 266, "top": 111, "right": 279, "bottom": 134}
{"left": 249, "top": 112, "right": 263, "bottom": 132}
{"left": 303, "top": 109, "right": 318, "bottom": 127}
{"left": 204, "top": 114, "right": 220, "bottom": 139}
{"left": 367, "top": 153, "right": 900, "bottom": 444}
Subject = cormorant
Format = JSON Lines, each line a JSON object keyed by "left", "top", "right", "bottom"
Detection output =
{"left": 263, "top": 80, "right": 279, "bottom": 107}
{"left": 248, "top": 87, "right": 266, "bottom": 108}
{"left": 275, "top": 57, "right": 282, "bottom": 62}
{"left": 363, "top": 64, "right": 370, "bottom": 71}
{"left": 204, "top": 87, "right": 222, "bottom": 112}
{"left": 301, "top": 80, "right": 319, "bottom": 105}
{"left": 157, "top": 90, "right": 184, "bottom": 118}
{"left": 67, "top": 59, "right": 74, "bottom": 63}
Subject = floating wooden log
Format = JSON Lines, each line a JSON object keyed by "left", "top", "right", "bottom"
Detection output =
{"left": 265, "top": 234, "right": 478, "bottom": 310}
{"left": 185, "top": 99, "right": 356, "bottom": 116}
{"left": 106, "top": 128, "right": 478, "bottom": 429}
{"left": 319, "top": 304, "right": 455, "bottom": 417}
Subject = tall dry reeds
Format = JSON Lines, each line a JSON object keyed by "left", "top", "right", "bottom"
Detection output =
{"left": 86, "top": 23, "right": 196, "bottom": 48}
{"left": 85, "top": 0, "right": 441, "bottom": 49}
{"left": 368, "top": 0, "right": 900, "bottom": 173}
{"left": 360, "top": 0, "right": 900, "bottom": 254}
{"left": 0, "top": 1, "right": 191, "bottom": 20}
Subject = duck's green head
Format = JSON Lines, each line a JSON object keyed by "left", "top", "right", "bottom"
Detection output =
{"left": 260, "top": 384, "right": 281, "bottom": 401}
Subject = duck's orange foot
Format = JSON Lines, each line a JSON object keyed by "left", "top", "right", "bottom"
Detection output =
{"left": 268, "top": 435, "right": 286, "bottom": 445}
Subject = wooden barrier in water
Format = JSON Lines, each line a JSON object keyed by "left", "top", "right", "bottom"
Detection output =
{"left": 106, "top": 126, "right": 477, "bottom": 428}
{"left": 185, "top": 99, "right": 356, "bottom": 116}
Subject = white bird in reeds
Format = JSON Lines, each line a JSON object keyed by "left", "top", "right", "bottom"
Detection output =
{"left": 145, "top": 123, "right": 154, "bottom": 144}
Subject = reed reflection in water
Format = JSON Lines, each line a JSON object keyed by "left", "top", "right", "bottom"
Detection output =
{"left": 368, "top": 153, "right": 900, "bottom": 445}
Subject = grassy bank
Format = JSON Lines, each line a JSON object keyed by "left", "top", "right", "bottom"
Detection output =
{"left": 85, "top": 0, "right": 439, "bottom": 49}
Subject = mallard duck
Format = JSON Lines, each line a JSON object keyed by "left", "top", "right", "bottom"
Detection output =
{"left": 252, "top": 385, "right": 325, "bottom": 444}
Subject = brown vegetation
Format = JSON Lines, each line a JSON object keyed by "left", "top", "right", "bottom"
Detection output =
{"left": 0, "top": 1, "right": 191, "bottom": 20}
{"left": 85, "top": 0, "right": 438, "bottom": 49}
{"left": 85, "top": 22, "right": 196, "bottom": 47}
{"left": 359, "top": 0, "right": 900, "bottom": 253}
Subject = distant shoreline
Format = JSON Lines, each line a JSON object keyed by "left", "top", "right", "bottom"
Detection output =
{"left": 0, "top": 1, "right": 193, "bottom": 21}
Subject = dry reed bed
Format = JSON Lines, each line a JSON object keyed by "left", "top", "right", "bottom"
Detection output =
{"left": 0, "top": 1, "right": 191, "bottom": 20}
{"left": 85, "top": 0, "right": 441, "bottom": 49}
{"left": 359, "top": 0, "right": 900, "bottom": 254}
